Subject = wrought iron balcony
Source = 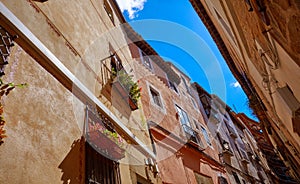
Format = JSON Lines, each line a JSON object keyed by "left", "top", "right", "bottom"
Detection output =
{"left": 239, "top": 149, "right": 249, "bottom": 164}
{"left": 85, "top": 106, "right": 125, "bottom": 160}
{"left": 222, "top": 140, "right": 234, "bottom": 156}
{"left": 100, "top": 63, "right": 139, "bottom": 111}
{"left": 0, "top": 26, "right": 16, "bottom": 76}
{"left": 182, "top": 124, "right": 204, "bottom": 149}
{"left": 226, "top": 124, "right": 237, "bottom": 138}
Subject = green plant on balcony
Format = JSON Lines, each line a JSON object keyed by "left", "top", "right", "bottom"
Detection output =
{"left": 129, "top": 82, "right": 141, "bottom": 104}
{"left": 113, "top": 69, "right": 141, "bottom": 105}
{"left": 0, "top": 79, "right": 27, "bottom": 145}
{"left": 102, "top": 128, "right": 124, "bottom": 148}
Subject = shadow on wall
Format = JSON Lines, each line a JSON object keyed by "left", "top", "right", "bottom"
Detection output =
{"left": 59, "top": 137, "right": 85, "bottom": 184}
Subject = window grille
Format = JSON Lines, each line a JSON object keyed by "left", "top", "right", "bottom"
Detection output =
{"left": 86, "top": 143, "right": 121, "bottom": 184}
{"left": 0, "top": 26, "right": 15, "bottom": 76}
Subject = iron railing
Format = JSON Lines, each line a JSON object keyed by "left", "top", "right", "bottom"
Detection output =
{"left": 182, "top": 124, "right": 203, "bottom": 147}
{"left": 0, "top": 26, "right": 15, "bottom": 76}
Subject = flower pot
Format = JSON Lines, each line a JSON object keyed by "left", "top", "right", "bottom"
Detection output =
{"left": 87, "top": 130, "right": 125, "bottom": 160}
{"left": 128, "top": 97, "right": 138, "bottom": 110}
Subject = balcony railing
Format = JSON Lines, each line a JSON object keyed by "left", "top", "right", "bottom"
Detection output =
{"left": 100, "top": 63, "right": 139, "bottom": 111}
{"left": 0, "top": 26, "right": 15, "bottom": 76}
{"left": 239, "top": 149, "right": 249, "bottom": 163}
{"left": 85, "top": 106, "right": 125, "bottom": 160}
{"left": 222, "top": 140, "right": 234, "bottom": 156}
{"left": 227, "top": 125, "right": 238, "bottom": 138}
{"left": 100, "top": 63, "right": 114, "bottom": 86}
{"left": 182, "top": 124, "right": 204, "bottom": 149}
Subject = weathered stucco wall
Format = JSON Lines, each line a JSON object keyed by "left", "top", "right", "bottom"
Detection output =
{"left": 197, "top": 0, "right": 300, "bottom": 175}
{"left": 1, "top": 0, "right": 157, "bottom": 183}
{"left": 0, "top": 45, "right": 85, "bottom": 183}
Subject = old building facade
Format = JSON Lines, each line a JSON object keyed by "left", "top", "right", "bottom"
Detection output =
{"left": 194, "top": 84, "right": 272, "bottom": 184}
{"left": 190, "top": 0, "right": 300, "bottom": 181}
{"left": 237, "top": 113, "right": 297, "bottom": 183}
{"left": 0, "top": 0, "right": 295, "bottom": 183}
{"left": 125, "top": 31, "right": 228, "bottom": 183}
{"left": 0, "top": 0, "right": 159, "bottom": 183}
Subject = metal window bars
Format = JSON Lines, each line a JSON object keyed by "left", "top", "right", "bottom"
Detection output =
{"left": 0, "top": 26, "right": 16, "bottom": 76}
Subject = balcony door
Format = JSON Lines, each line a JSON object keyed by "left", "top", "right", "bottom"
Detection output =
{"left": 85, "top": 143, "right": 121, "bottom": 184}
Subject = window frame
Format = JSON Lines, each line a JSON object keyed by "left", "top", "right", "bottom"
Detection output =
{"left": 181, "top": 76, "right": 191, "bottom": 95}
{"left": 201, "top": 126, "right": 212, "bottom": 146}
{"left": 148, "top": 85, "right": 164, "bottom": 111}
{"left": 85, "top": 143, "right": 121, "bottom": 184}
{"left": 214, "top": 8, "right": 236, "bottom": 44}
{"left": 175, "top": 105, "right": 202, "bottom": 144}
{"left": 175, "top": 104, "right": 191, "bottom": 127}
{"left": 232, "top": 172, "right": 241, "bottom": 184}
{"left": 103, "top": 0, "right": 115, "bottom": 25}
{"left": 191, "top": 97, "right": 198, "bottom": 110}
{"left": 169, "top": 80, "right": 179, "bottom": 94}
{"left": 193, "top": 118, "right": 200, "bottom": 131}
{"left": 139, "top": 49, "right": 153, "bottom": 71}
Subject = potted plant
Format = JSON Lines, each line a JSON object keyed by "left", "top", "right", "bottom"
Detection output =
{"left": 112, "top": 69, "right": 141, "bottom": 110}
{"left": 88, "top": 123, "right": 126, "bottom": 160}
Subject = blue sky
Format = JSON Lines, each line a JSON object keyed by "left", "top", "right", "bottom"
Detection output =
{"left": 116, "top": 0, "right": 256, "bottom": 120}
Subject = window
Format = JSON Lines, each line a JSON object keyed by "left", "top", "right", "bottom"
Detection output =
{"left": 169, "top": 81, "right": 179, "bottom": 93}
{"left": 214, "top": 9, "right": 235, "bottom": 43}
{"left": 201, "top": 126, "right": 211, "bottom": 146}
{"left": 193, "top": 119, "right": 200, "bottom": 130}
{"left": 181, "top": 76, "right": 191, "bottom": 94}
{"left": 224, "top": 120, "right": 237, "bottom": 138}
{"left": 200, "top": 95, "right": 210, "bottom": 108}
{"left": 104, "top": 0, "right": 114, "bottom": 24}
{"left": 232, "top": 172, "right": 241, "bottom": 184}
{"left": 86, "top": 143, "right": 121, "bottom": 184}
{"left": 176, "top": 105, "right": 191, "bottom": 127}
{"left": 176, "top": 105, "right": 199, "bottom": 143}
{"left": 277, "top": 85, "right": 300, "bottom": 113}
{"left": 191, "top": 97, "right": 198, "bottom": 109}
{"left": 136, "top": 174, "right": 151, "bottom": 184}
{"left": 110, "top": 51, "right": 123, "bottom": 72}
{"left": 194, "top": 172, "right": 214, "bottom": 184}
{"left": 140, "top": 50, "right": 153, "bottom": 70}
{"left": 216, "top": 133, "right": 233, "bottom": 154}
{"left": 238, "top": 147, "right": 249, "bottom": 161}
{"left": 150, "top": 87, "right": 162, "bottom": 107}
{"left": 218, "top": 176, "right": 229, "bottom": 184}
{"left": 200, "top": 95, "right": 211, "bottom": 117}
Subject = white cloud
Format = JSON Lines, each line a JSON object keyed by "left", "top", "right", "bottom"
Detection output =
{"left": 116, "top": 0, "right": 147, "bottom": 19}
{"left": 230, "top": 81, "right": 241, "bottom": 88}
